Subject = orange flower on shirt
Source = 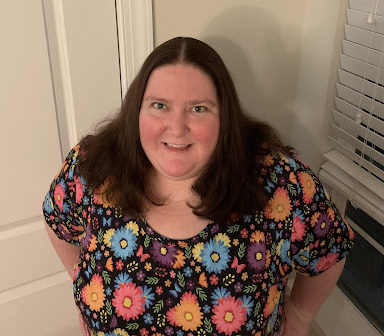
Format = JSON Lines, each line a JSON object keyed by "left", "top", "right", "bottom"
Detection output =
{"left": 264, "top": 284, "right": 281, "bottom": 317}
{"left": 81, "top": 274, "right": 105, "bottom": 312}
{"left": 167, "top": 292, "right": 203, "bottom": 331}
{"left": 265, "top": 187, "right": 292, "bottom": 222}
{"left": 173, "top": 250, "right": 186, "bottom": 269}
{"left": 298, "top": 171, "right": 316, "bottom": 204}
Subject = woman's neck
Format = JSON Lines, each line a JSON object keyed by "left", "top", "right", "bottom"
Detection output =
{"left": 145, "top": 171, "right": 200, "bottom": 214}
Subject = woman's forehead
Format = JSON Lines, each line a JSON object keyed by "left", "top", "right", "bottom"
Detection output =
{"left": 144, "top": 64, "right": 218, "bottom": 102}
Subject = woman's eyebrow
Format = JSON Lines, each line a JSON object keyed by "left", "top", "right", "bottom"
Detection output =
{"left": 189, "top": 99, "right": 217, "bottom": 107}
{"left": 143, "top": 96, "right": 217, "bottom": 107}
{"left": 143, "top": 95, "right": 169, "bottom": 103}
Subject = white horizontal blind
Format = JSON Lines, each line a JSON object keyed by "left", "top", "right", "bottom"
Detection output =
{"left": 326, "top": 0, "right": 384, "bottom": 210}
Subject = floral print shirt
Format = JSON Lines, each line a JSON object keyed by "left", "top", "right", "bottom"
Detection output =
{"left": 43, "top": 145, "right": 354, "bottom": 336}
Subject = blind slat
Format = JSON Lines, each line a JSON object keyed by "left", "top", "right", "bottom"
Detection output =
{"left": 340, "top": 54, "right": 384, "bottom": 85}
{"left": 347, "top": 8, "right": 384, "bottom": 34}
{"left": 337, "top": 83, "right": 384, "bottom": 119}
{"left": 338, "top": 69, "right": 384, "bottom": 101}
{"left": 349, "top": 0, "right": 384, "bottom": 17}
{"left": 320, "top": 162, "right": 384, "bottom": 224}
{"left": 324, "top": 150, "right": 384, "bottom": 200}
{"left": 343, "top": 40, "right": 383, "bottom": 68}
{"left": 331, "top": 124, "right": 384, "bottom": 165}
{"left": 335, "top": 96, "right": 384, "bottom": 134}
{"left": 327, "top": 2, "right": 384, "bottom": 207}
{"left": 332, "top": 109, "right": 384, "bottom": 151}
{"left": 345, "top": 25, "right": 384, "bottom": 52}
{"left": 329, "top": 137, "right": 384, "bottom": 181}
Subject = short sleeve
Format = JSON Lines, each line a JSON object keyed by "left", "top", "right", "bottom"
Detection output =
{"left": 42, "top": 145, "right": 86, "bottom": 246}
{"left": 288, "top": 155, "right": 355, "bottom": 277}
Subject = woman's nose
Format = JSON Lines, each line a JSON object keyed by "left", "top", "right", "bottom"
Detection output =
{"left": 167, "top": 109, "right": 189, "bottom": 136}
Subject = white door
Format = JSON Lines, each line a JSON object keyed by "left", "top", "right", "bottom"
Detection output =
{"left": 0, "top": 1, "right": 152, "bottom": 335}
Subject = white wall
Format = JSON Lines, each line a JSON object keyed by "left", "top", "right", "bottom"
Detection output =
{"left": 153, "top": 0, "right": 306, "bottom": 145}
{"left": 291, "top": 0, "right": 348, "bottom": 173}
{"left": 0, "top": 1, "right": 80, "bottom": 334}
{"left": 153, "top": 0, "right": 348, "bottom": 174}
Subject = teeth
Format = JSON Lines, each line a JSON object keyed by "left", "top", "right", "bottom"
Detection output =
{"left": 165, "top": 143, "right": 189, "bottom": 148}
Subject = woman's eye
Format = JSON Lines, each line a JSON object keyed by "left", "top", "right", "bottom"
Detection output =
{"left": 192, "top": 106, "right": 206, "bottom": 113}
{"left": 153, "top": 102, "right": 165, "bottom": 109}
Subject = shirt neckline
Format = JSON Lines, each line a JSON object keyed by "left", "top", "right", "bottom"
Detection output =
{"left": 137, "top": 214, "right": 220, "bottom": 244}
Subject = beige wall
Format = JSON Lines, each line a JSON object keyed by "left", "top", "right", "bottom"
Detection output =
{"left": 153, "top": 0, "right": 306, "bottom": 144}
{"left": 291, "top": 0, "right": 348, "bottom": 173}
{"left": 153, "top": 0, "right": 347, "bottom": 174}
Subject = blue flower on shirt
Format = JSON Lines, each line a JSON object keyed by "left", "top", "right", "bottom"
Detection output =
{"left": 246, "top": 320, "right": 255, "bottom": 331}
{"left": 43, "top": 193, "right": 54, "bottom": 214}
{"left": 241, "top": 295, "right": 254, "bottom": 316}
{"left": 293, "top": 248, "right": 309, "bottom": 267}
{"left": 110, "top": 226, "right": 137, "bottom": 260}
{"left": 141, "top": 285, "right": 155, "bottom": 308}
{"left": 114, "top": 272, "right": 132, "bottom": 289}
{"left": 278, "top": 239, "right": 291, "bottom": 264}
{"left": 211, "top": 287, "right": 230, "bottom": 305}
{"left": 143, "top": 313, "right": 154, "bottom": 324}
{"left": 275, "top": 165, "right": 283, "bottom": 174}
{"left": 201, "top": 239, "right": 230, "bottom": 274}
{"left": 183, "top": 266, "right": 193, "bottom": 277}
{"left": 203, "top": 304, "right": 210, "bottom": 313}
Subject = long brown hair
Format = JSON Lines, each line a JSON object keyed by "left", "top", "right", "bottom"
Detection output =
{"left": 79, "top": 37, "right": 290, "bottom": 222}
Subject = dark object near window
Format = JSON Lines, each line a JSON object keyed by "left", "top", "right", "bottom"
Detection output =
{"left": 338, "top": 201, "right": 384, "bottom": 333}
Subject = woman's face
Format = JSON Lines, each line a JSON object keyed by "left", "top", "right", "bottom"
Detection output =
{"left": 139, "top": 63, "right": 220, "bottom": 182}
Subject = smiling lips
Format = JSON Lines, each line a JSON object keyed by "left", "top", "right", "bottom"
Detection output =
{"left": 163, "top": 142, "right": 191, "bottom": 150}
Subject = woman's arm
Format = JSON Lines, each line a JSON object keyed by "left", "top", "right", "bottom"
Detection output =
{"left": 281, "top": 258, "right": 346, "bottom": 336}
{"left": 45, "top": 223, "right": 91, "bottom": 335}
{"left": 44, "top": 222, "right": 80, "bottom": 276}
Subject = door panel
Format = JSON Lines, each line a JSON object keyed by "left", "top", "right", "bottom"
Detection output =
{"left": 0, "top": 1, "right": 152, "bottom": 335}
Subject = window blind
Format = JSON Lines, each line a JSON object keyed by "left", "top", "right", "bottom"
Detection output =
{"left": 321, "top": 0, "right": 384, "bottom": 223}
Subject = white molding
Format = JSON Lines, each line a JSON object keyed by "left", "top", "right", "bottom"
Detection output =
{"left": 346, "top": 216, "right": 384, "bottom": 256}
{"left": 115, "top": 0, "right": 154, "bottom": 97}
{"left": 0, "top": 219, "right": 44, "bottom": 241}
{"left": 319, "top": 160, "right": 384, "bottom": 224}
{"left": 318, "top": 162, "right": 383, "bottom": 335}
{"left": 0, "top": 271, "right": 69, "bottom": 305}
{"left": 316, "top": 286, "right": 381, "bottom": 336}
{"left": 51, "top": 0, "right": 78, "bottom": 148}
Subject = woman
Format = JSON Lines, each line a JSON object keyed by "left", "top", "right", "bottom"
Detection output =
{"left": 43, "top": 37, "right": 354, "bottom": 336}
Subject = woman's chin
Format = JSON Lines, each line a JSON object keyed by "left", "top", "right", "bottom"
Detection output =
{"left": 157, "top": 166, "right": 199, "bottom": 182}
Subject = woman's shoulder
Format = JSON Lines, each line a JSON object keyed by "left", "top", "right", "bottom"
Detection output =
{"left": 259, "top": 148, "right": 300, "bottom": 175}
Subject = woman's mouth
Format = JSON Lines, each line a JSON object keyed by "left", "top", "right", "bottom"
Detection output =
{"left": 163, "top": 142, "right": 191, "bottom": 149}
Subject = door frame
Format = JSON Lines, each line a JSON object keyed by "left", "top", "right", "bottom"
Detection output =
{"left": 43, "top": 0, "right": 154, "bottom": 156}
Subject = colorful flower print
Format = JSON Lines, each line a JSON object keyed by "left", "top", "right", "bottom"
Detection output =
{"left": 43, "top": 192, "right": 54, "bottom": 214}
{"left": 112, "top": 282, "right": 146, "bottom": 321}
{"left": 43, "top": 146, "right": 354, "bottom": 335}
{"left": 167, "top": 292, "right": 203, "bottom": 331}
{"left": 110, "top": 225, "right": 138, "bottom": 260}
{"left": 292, "top": 248, "right": 310, "bottom": 267}
{"left": 151, "top": 241, "right": 178, "bottom": 267}
{"left": 54, "top": 182, "right": 65, "bottom": 211}
{"left": 200, "top": 239, "right": 230, "bottom": 274}
{"left": 74, "top": 175, "right": 85, "bottom": 203}
{"left": 311, "top": 209, "right": 334, "bottom": 238}
{"left": 298, "top": 171, "right": 316, "bottom": 204}
{"left": 247, "top": 241, "right": 267, "bottom": 272}
{"left": 310, "top": 253, "right": 340, "bottom": 273}
{"left": 291, "top": 209, "right": 306, "bottom": 242}
{"left": 212, "top": 295, "right": 247, "bottom": 335}
{"left": 105, "top": 328, "right": 130, "bottom": 336}
{"left": 263, "top": 284, "right": 281, "bottom": 317}
{"left": 81, "top": 274, "right": 105, "bottom": 312}
{"left": 265, "top": 187, "right": 292, "bottom": 222}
